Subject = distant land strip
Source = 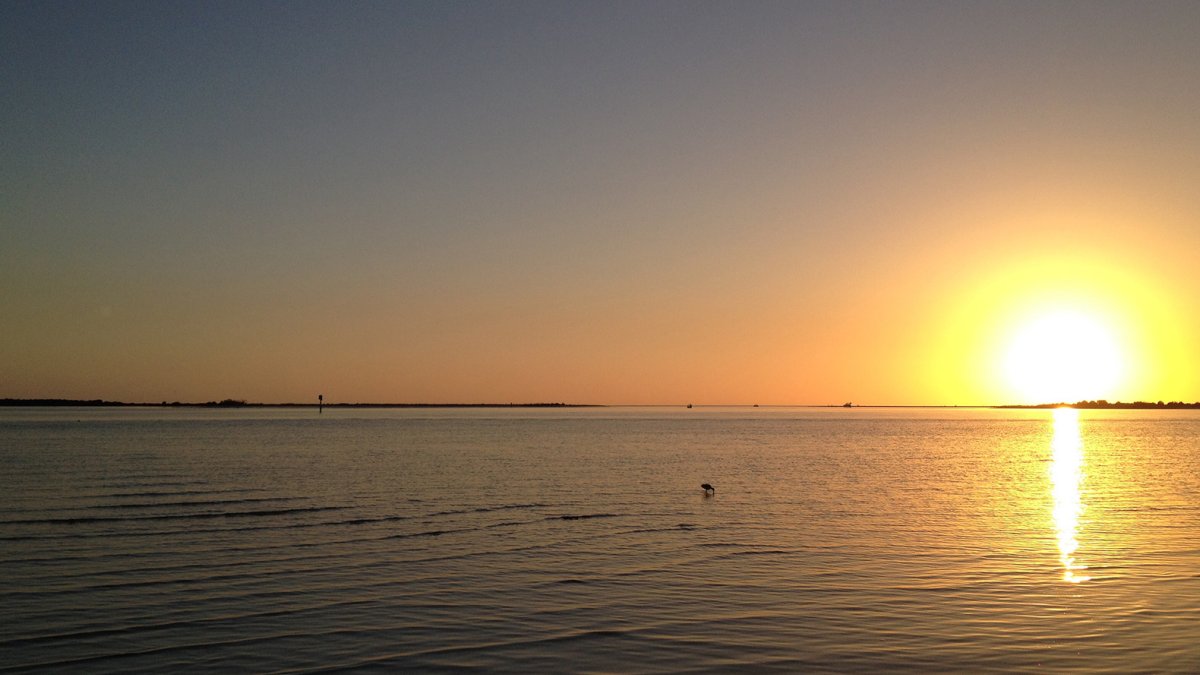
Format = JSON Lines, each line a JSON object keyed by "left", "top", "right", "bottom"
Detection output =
{"left": 5, "top": 398, "right": 1200, "bottom": 409}
{"left": 0, "top": 398, "right": 597, "bottom": 408}
{"left": 998, "top": 400, "right": 1200, "bottom": 409}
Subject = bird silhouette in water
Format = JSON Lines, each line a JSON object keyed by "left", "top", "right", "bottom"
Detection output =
{"left": 701, "top": 483, "right": 715, "bottom": 495}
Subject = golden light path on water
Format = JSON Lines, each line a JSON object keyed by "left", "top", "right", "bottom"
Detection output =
{"left": 1050, "top": 407, "right": 1090, "bottom": 583}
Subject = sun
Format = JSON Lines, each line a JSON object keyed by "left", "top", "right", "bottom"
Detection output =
{"left": 932, "top": 250, "right": 1193, "bottom": 406}
{"left": 1003, "top": 309, "right": 1125, "bottom": 404}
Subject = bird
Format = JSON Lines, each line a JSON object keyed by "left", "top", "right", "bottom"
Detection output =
{"left": 701, "top": 483, "right": 715, "bottom": 494}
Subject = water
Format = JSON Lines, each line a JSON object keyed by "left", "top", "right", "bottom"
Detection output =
{"left": 2, "top": 406, "right": 1198, "bottom": 672}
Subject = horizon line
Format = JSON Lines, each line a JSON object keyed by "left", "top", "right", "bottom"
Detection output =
{"left": 3, "top": 398, "right": 1200, "bottom": 410}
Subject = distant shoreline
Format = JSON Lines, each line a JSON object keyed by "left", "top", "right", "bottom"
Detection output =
{"left": 0, "top": 399, "right": 597, "bottom": 409}
{"left": 3, "top": 398, "right": 1198, "bottom": 409}
{"left": 996, "top": 400, "right": 1200, "bottom": 410}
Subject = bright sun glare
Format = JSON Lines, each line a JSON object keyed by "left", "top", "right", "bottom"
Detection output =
{"left": 1004, "top": 310, "right": 1124, "bottom": 404}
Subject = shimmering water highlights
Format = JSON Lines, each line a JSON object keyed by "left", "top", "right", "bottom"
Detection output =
{"left": 2, "top": 406, "right": 1199, "bottom": 672}
{"left": 1051, "top": 408, "right": 1090, "bottom": 583}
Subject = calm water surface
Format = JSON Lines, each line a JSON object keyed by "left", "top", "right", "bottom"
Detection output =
{"left": 2, "top": 406, "right": 1198, "bottom": 672}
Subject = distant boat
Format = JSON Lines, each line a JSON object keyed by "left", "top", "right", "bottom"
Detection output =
{"left": 686, "top": 404, "right": 693, "bottom": 409}
{"left": 843, "top": 402, "right": 853, "bottom": 408}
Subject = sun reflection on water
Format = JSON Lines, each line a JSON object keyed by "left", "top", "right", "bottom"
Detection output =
{"left": 1050, "top": 407, "right": 1090, "bottom": 583}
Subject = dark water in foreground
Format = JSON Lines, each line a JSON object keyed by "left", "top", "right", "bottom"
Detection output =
{"left": 2, "top": 406, "right": 1199, "bottom": 672}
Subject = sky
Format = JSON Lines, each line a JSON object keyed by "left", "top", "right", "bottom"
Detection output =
{"left": 3, "top": 1, "right": 1199, "bottom": 405}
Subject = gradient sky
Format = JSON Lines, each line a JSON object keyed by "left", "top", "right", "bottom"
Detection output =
{"left": 4, "top": 1, "right": 1199, "bottom": 405}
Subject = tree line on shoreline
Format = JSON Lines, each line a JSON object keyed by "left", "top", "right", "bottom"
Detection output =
{"left": 1001, "top": 400, "right": 1200, "bottom": 409}
{"left": 5, "top": 398, "right": 1199, "bottom": 409}
{"left": 0, "top": 398, "right": 585, "bottom": 408}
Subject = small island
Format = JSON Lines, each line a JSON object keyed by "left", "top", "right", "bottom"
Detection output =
{"left": 999, "top": 399, "right": 1200, "bottom": 409}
